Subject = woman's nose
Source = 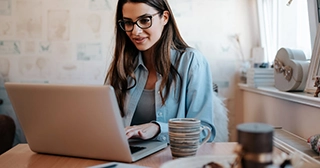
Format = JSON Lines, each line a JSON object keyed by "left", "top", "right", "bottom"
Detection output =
{"left": 131, "top": 24, "right": 142, "bottom": 35}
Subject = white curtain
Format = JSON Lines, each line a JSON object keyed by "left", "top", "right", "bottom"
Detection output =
{"left": 256, "top": 0, "right": 311, "bottom": 63}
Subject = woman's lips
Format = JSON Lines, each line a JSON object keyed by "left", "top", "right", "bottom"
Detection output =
{"left": 133, "top": 37, "right": 146, "bottom": 44}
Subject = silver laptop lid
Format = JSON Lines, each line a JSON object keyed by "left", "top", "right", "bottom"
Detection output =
{"left": 5, "top": 83, "right": 134, "bottom": 162}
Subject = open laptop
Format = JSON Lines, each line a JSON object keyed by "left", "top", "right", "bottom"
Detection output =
{"left": 5, "top": 82, "right": 167, "bottom": 162}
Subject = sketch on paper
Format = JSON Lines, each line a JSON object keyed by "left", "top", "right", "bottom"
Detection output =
{"left": 89, "top": 0, "right": 112, "bottom": 10}
{"left": 39, "top": 42, "right": 51, "bottom": 54}
{"left": 50, "top": 42, "right": 71, "bottom": 59}
{"left": 36, "top": 57, "right": 51, "bottom": 77}
{"left": 77, "top": 43, "right": 102, "bottom": 61}
{"left": 0, "top": 20, "right": 13, "bottom": 36}
{"left": 19, "top": 57, "right": 37, "bottom": 77}
{"left": 0, "top": 0, "right": 11, "bottom": 15}
{"left": 87, "top": 14, "right": 101, "bottom": 36}
{"left": 24, "top": 41, "right": 36, "bottom": 54}
{"left": 72, "top": 12, "right": 103, "bottom": 40}
{"left": 48, "top": 10, "right": 70, "bottom": 41}
{"left": 0, "top": 41, "right": 20, "bottom": 54}
{"left": 18, "top": 57, "right": 38, "bottom": 77}
{"left": 16, "top": 0, "right": 42, "bottom": 39}
{"left": 55, "top": 62, "right": 84, "bottom": 82}
{"left": 18, "top": 57, "right": 51, "bottom": 78}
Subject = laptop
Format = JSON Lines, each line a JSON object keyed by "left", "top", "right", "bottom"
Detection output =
{"left": 5, "top": 82, "right": 167, "bottom": 162}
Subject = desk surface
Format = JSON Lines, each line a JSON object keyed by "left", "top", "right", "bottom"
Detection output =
{"left": 0, "top": 143, "right": 237, "bottom": 168}
{"left": 2, "top": 142, "right": 320, "bottom": 168}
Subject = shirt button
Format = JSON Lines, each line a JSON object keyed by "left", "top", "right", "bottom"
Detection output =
{"left": 157, "top": 91, "right": 160, "bottom": 94}
{"left": 162, "top": 136, "right": 166, "bottom": 141}
{"left": 158, "top": 112, "right": 163, "bottom": 117}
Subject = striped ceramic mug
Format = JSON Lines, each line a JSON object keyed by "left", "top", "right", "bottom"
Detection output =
{"left": 168, "top": 118, "right": 211, "bottom": 158}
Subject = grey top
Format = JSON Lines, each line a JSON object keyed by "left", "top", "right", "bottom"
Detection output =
{"left": 131, "top": 89, "right": 156, "bottom": 126}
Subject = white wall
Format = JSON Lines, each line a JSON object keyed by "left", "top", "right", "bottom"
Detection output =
{"left": 171, "top": 0, "right": 260, "bottom": 99}
{"left": 0, "top": 0, "right": 259, "bottom": 144}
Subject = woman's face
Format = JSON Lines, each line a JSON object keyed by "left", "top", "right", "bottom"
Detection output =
{"left": 122, "top": 2, "right": 169, "bottom": 51}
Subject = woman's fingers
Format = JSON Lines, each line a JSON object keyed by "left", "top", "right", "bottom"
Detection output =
{"left": 125, "top": 126, "right": 140, "bottom": 139}
{"left": 125, "top": 123, "right": 159, "bottom": 140}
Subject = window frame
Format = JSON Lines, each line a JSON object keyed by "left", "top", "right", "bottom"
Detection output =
{"left": 305, "top": 0, "right": 320, "bottom": 93}
{"left": 307, "top": 0, "right": 319, "bottom": 48}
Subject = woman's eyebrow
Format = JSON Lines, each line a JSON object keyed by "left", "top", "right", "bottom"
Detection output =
{"left": 123, "top": 13, "right": 151, "bottom": 20}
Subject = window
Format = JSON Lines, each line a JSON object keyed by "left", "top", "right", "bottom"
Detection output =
{"left": 257, "top": 0, "right": 312, "bottom": 63}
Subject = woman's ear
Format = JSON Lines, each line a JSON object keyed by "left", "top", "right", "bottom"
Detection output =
{"left": 162, "top": 10, "right": 169, "bottom": 25}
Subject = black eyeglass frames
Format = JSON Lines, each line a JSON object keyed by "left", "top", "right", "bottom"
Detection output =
{"left": 118, "top": 12, "right": 161, "bottom": 32}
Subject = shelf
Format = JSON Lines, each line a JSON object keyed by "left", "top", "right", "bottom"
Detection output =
{"left": 238, "top": 83, "right": 320, "bottom": 108}
{"left": 273, "top": 128, "right": 320, "bottom": 166}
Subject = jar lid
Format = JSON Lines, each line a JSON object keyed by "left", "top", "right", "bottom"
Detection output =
{"left": 237, "top": 123, "right": 274, "bottom": 153}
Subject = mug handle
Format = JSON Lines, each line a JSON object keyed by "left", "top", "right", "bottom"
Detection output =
{"left": 199, "top": 125, "right": 211, "bottom": 147}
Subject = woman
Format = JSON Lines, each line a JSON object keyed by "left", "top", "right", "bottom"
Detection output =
{"left": 105, "top": 0, "right": 216, "bottom": 142}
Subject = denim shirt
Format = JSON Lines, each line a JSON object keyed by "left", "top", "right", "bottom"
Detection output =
{"left": 122, "top": 48, "right": 216, "bottom": 143}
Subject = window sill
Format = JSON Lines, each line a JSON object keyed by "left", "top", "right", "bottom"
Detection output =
{"left": 238, "top": 83, "right": 320, "bottom": 108}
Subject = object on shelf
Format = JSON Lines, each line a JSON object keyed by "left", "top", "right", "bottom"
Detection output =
{"left": 246, "top": 68, "right": 274, "bottom": 87}
{"left": 274, "top": 48, "right": 309, "bottom": 91}
{"left": 314, "top": 77, "right": 320, "bottom": 97}
{"left": 307, "top": 134, "right": 320, "bottom": 154}
{"left": 252, "top": 47, "right": 269, "bottom": 68}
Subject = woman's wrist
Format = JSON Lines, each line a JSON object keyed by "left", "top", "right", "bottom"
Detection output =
{"left": 150, "top": 121, "right": 161, "bottom": 139}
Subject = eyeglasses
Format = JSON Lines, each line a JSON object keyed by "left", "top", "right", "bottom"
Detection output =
{"left": 118, "top": 12, "right": 161, "bottom": 32}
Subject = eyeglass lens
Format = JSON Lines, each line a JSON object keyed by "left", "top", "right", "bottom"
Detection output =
{"left": 120, "top": 16, "right": 152, "bottom": 32}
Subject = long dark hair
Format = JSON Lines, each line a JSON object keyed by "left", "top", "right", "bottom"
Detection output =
{"left": 105, "top": 0, "right": 189, "bottom": 116}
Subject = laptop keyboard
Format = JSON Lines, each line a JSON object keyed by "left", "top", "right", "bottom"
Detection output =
{"left": 129, "top": 145, "right": 146, "bottom": 154}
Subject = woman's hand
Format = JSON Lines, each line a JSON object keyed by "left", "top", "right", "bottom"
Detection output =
{"left": 125, "top": 123, "right": 160, "bottom": 140}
